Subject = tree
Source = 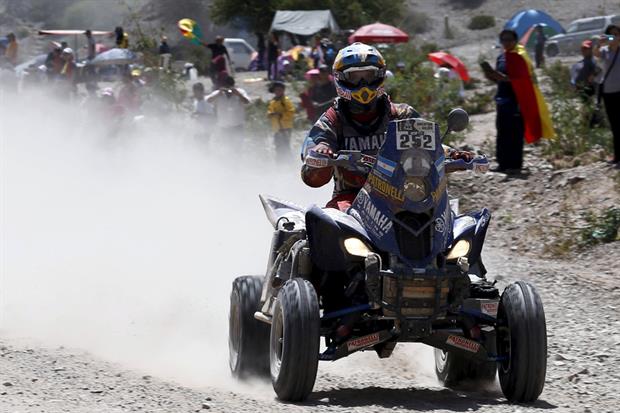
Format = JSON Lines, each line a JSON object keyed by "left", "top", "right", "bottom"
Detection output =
{"left": 210, "top": 0, "right": 407, "bottom": 34}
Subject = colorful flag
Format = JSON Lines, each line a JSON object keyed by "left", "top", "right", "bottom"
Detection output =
{"left": 505, "top": 44, "right": 555, "bottom": 143}
{"left": 376, "top": 156, "right": 397, "bottom": 177}
{"left": 178, "top": 18, "right": 204, "bottom": 45}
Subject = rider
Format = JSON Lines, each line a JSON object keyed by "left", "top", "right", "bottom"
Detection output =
{"left": 301, "top": 42, "right": 472, "bottom": 210}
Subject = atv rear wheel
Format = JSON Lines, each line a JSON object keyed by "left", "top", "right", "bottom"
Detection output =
{"left": 229, "top": 276, "right": 270, "bottom": 379}
{"left": 497, "top": 281, "right": 547, "bottom": 403}
{"left": 434, "top": 348, "right": 496, "bottom": 386}
{"left": 270, "top": 278, "right": 320, "bottom": 402}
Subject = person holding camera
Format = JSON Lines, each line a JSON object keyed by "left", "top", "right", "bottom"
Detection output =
{"left": 205, "top": 75, "right": 250, "bottom": 136}
{"left": 594, "top": 24, "right": 620, "bottom": 166}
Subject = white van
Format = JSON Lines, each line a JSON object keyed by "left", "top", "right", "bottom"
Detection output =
{"left": 546, "top": 14, "right": 620, "bottom": 56}
{"left": 224, "top": 38, "right": 257, "bottom": 72}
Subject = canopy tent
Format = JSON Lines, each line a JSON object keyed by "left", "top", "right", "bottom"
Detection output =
{"left": 519, "top": 23, "right": 562, "bottom": 49}
{"left": 38, "top": 30, "right": 114, "bottom": 60}
{"left": 89, "top": 48, "right": 137, "bottom": 66}
{"left": 348, "top": 22, "right": 409, "bottom": 44}
{"left": 504, "top": 10, "right": 564, "bottom": 39}
{"left": 270, "top": 10, "right": 340, "bottom": 36}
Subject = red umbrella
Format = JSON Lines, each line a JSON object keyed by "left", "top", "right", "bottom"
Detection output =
{"left": 427, "top": 52, "right": 470, "bottom": 82}
{"left": 348, "top": 22, "right": 409, "bottom": 44}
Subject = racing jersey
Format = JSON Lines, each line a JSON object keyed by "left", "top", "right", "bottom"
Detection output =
{"left": 301, "top": 96, "right": 420, "bottom": 198}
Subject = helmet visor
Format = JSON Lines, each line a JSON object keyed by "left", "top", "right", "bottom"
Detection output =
{"left": 342, "top": 66, "right": 382, "bottom": 86}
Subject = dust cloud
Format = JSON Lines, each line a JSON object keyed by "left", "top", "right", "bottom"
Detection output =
{"left": 0, "top": 89, "right": 436, "bottom": 392}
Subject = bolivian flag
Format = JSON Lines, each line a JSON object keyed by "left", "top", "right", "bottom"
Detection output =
{"left": 506, "top": 44, "right": 555, "bottom": 143}
{"left": 178, "top": 18, "right": 204, "bottom": 45}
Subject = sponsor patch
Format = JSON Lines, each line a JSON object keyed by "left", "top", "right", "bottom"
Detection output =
{"left": 446, "top": 335, "right": 480, "bottom": 353}
{"left": 347, "top": 332, "right": 381, "bottom": 351}
{"left": 305, "top": 155, "right": 329, "bottom": 168}
{"left": 435, "top": 155, "right": 445, "bottom": 174}
{"left": 354, "top": 189, "right": 393, "bottom": 237}
{"left": 395, "top": 119, "right": 436, "bottom": 151}
{"left": 376, "top": 155, "right": 397, "bottom": 177}
{"left": 481, "top": 301, "right": 499, "bottom": 317}
{"left": 367, "top": 172, "right": 404, "bottom": 203}
{"left": 344, "top": 134, "right": 385, "bottom": 151}
{"left": 430, "top": 177, "right": 448, "bottom": 203}
{"left": 435, "top": 217, "right": 446, "bottom": 233}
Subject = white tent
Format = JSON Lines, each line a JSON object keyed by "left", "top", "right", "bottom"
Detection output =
{"left": 270, "top": 10, "right": 340, "bottom": 36}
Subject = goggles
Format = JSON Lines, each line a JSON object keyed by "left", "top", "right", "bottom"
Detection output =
{"left": 341, "top": 66, "right": 383, "bottom": 87}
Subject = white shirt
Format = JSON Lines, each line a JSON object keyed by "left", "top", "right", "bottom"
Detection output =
{"left": 194, "top": 97, "right": 215, "bottom": 116}
{"left": 206, "top": 88, "right": 250, "bottom": 128}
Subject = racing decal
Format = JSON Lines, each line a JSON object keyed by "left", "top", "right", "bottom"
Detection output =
{"left": 347, "top": 332, "right": 381, "bottom": 352}
{"left": 395, "top": 119, "right": 436, "bottom": 151}
{"left": 430, "top": 177, "right": 448, "bottom": 203}
{"left": 355, "top": 189, "right": 393, "bottom": 236}
{"left": 435, "top": 155, "right": 445, "bottom": 174}
{"left": 446, "top": 335, "right": 480, "bottom": 353}
{"left": 367, "top": 172, "right": 405, "bottom": 203}
{"left": 344, "top": 134, "right": 386, "bottom": 151}
{"left": 435, "top": 217, "right": 446, "bottom": 234}
{"left": 481, "top": 301, "right": 499, "bottom": 317}
{"left": 376, "top": 155, "right": 397, "bottom": 177}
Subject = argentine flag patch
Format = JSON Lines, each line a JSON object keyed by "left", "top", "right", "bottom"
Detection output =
{"left": 376, "top": 156, "right": 397, "bottom": 177}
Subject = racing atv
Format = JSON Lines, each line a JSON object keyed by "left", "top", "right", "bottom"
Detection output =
{"left": 228, "top": 109, "right": 547, "bottom": 403}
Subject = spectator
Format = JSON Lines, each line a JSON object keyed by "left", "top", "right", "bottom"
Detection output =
{"left": 118, "top": 71, "right": 142, "bottom": 113}
{"left": 310, "top": 64, "right": 337, "bottom": 118}
{"left": 5, "top": 33, "right": 18, "bottom": 65}
{"left": 191, "top": 82, "right": 215, "bottom": 123}
{"left": 267, "top": 32, "right": 280, "bottom": 80}
{"left": 85, "top": 30, "right": 96, "bottom": 60}
{"left": 267, "top": 81, "right": 296, "bottom": 156}
{"left": 570, "top": 40, "right": 601, "bottom": 99}
{"left": 533, "top": 25, "right": 546, "bottom": 68}
{"left": 482, "top": 29, "right": 554, "bottom": 173}
{"left": 45, "top": 46, "right": 63, "bottom": 80}
{"left": 60, "top": 48, "right": 77, "bottom": 94}
{"left": 435, "top": 64, "right": 465, "bottom": 100}
{"left": 256, "top": 32, "right": 266, "bottom": 71}
{"left": 594, "top": 24, "right": 620, "bottom": 166}
{"left": 115, "top": 27, "right": 128, "bottom": 49}
{"left": 300, "top": 72, "right": 319, "bottom": 122}
{"left": 205, "top": 75, "right": 250, "bottom": 135}
{"left": 201, "top": 35, "right": 231, "bottom": 88}
{"left": 158, "top": 36, "right": 171, "bottom": 70}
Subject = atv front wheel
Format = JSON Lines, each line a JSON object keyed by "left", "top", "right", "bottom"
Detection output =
{"left": 434, "top": 348, "right": 496, "bottom": 386}
{"left": 497, "top": 281, "right": 547, "bottom": 402}
{"left": 270, "top": 278, "right": 320, "bottom": 402}
{"left": 229, "top": 276, "right": 270, "bottom": 379}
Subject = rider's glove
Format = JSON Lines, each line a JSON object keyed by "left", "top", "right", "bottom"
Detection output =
{"left": 449, "top": 150, "right": 475, "bottom": 162}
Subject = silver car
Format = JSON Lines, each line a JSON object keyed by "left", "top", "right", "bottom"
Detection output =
{"left": 546, "top": 14, "right": 619, "bottom": 56}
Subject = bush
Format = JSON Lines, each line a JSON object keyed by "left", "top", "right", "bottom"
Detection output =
{"left": 463, "top": 91, "right": 493, "bottom": 115}
{"left": 467, "top": 15, "right": 495, "bottom": 30}
{"left": 542, "top": 61, "right": 613, "bottom": 161}
{"left": 579, "top": 207, "right": 620, "bottom": 247}
{"left": 401, "top": 11, "right": 431, "bottom": 34}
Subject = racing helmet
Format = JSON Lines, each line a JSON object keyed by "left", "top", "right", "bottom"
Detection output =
{"left": 332, "top": 42, "right": 386, "bottom": 110}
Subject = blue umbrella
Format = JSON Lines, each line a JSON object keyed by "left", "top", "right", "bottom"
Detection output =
{"left": 14, "top": 54, "right": 47, "bottom": 75}
{"left": 504, "top": 9, "right": 565, "bottom": 39}
{"left": 90, "top": 48, "right": 137, "bottom": 66}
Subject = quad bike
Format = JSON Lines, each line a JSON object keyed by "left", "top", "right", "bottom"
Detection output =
{"left": 228, "top": 109, "right": 547, "bottom": 403}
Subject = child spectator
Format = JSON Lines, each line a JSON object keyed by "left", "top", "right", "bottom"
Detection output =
{"left": 268, "top": 81, "right": 296, "bottom": 157}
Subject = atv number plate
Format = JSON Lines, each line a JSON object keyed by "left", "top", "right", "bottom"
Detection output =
{"left": 396, "top": 120, "right": 436, "bottom": 151}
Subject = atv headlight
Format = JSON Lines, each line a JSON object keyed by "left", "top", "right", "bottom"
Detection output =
{"left": 404, "top": 177, "right": 429, "bottom": 202}
{"left": 401, "top": 150, "right": 432, "bottom": 177}
{"left": 344, "top": 237, "right": 371, "bottom": 258}
{"left": 446, "top": 239, "right": 471, "bottom": 260}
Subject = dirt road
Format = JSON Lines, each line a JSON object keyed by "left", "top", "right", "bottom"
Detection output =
{"left": 2, "top": 244, "right": 618, "bottom": 413}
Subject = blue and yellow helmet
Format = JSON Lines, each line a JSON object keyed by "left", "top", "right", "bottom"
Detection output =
{"left": 332, "top": 42, "right": 386, "bottom": 106}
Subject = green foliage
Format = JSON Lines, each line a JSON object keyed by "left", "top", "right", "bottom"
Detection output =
{"left": 400, "top": 10, "right": 430, "bottom": 35}
{"left": 245, "top": 99, "right": 272, "bottom": 134}
{"left": 542, "top": 61, "right": 613, "bottom": 160}
{"left": 467, "top": 15, "right": 495, "bottom": 30}
{"left": 579, "top": 207, "right": 620, "bottom": 247}
{"left": 210, "top": 0, "right": 407, "bottom": 33}
{"left": 462, "top": 91, "right": 493, "bottom": 115}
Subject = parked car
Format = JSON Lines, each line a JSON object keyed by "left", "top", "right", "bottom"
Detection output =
{"left": 546, "top": 14, "right": 619, "bottom": 56}
{"left": 224, "top": 38, "right": 257, "bottom": 72}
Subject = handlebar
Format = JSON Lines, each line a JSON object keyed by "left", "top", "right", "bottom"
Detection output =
{"left": 304, "top": 150, "right": 489, "bottom": 174}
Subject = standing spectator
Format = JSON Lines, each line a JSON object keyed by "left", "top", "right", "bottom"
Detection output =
{"left": 85, "top": 30, "right": 96, "bottom": 60}
{"left": 201, "top": 35, "right": 231, "bottom": 88}
{"left": 268, "top": 81, "right": 296, "bottom": 157}
{"left": 482, "top": 29, "right": 554, "bottom": 173}
{"left": 267, "top": 32, "right": 280, "bottom": 80}
{"left": 594, "top": 24, "right": 620, "bottom": 166}
{"left": 60, "top": 48, "right": 77, "bottom": 95}
{"left": 533, "top": 25, "right": 546, "bottom": 68}
{"left": 118, "top": 71, "right": 142, "bottom": 113}
{"left": 45, "top": 46, "right": 63, "bottom": 80}
{"left": 191, "top": 82, "right": 215, "bottom": 122}
{"left": 300, "top": 72, "right": 319, "bottom": 122}
{"left": 570, "top": 40, "right": 601, "bottom": 99}
{"left": 158, "top": 36, "right": 171, "bottom": 70}
{"left": 4, "top": 33, "right": 18, "bottom": 65}
{"left": 256, "top": 32, "right": 266, "bottom": 71}
{"left": 115, "top": 27, "right": 128, "bottom": 49}
{"left": 205, "top": 75, "right": 250, "bottom": 135}
{"left": 310, "top": 64, "right": 337, "bottom": 118}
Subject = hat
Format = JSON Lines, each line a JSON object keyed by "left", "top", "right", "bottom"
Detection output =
{"left": 318, "top": 63, "right": 329, "bottom": 72}
{"left": 268, "top": 81, "right": 286, "bottom": 93}
{"left": 62, "top": 47, "right": 74, "bottom": 55}
{"left": 581, "top": 40, "right": 593, "bottom": 49}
